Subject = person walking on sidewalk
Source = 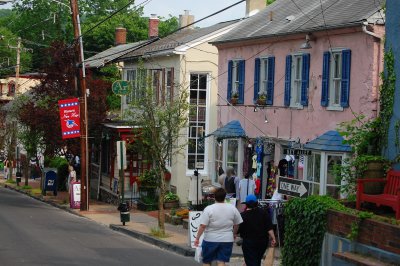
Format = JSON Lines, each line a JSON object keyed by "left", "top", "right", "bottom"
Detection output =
{"left": 66, "top": 164, "right": 76, "bottom": 192}
{"left": 237, "top": 195, "right": 276, "bottom": 266}
{"left": 194, "top": 188, "right": 243, "bottom": 266}
{"left": 238, "top": 173, "right": 256, "bottom": 212}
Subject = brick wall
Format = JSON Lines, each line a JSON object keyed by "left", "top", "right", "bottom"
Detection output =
{"left": 327, "top": 209, "right": 400, "bottom": 255}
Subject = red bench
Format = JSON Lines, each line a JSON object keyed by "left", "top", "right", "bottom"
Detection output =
{"left": 356, "top": 169, "right": 400, "bottom": 219}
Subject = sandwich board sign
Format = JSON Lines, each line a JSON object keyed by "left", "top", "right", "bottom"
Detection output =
{"left": 277, "top": 176, "right": 310, "bottom": 198}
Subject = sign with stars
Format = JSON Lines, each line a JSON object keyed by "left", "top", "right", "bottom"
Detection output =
{"left": 58, "top": 98, "right": 81, "bottom": 139}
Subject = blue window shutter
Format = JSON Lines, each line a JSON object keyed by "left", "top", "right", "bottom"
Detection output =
{"left": 227, "top": 60, "right": 233, "bottom": 100}
{"left": 254, "top": 58, "right": 260, "bottom": 103}
{"left": 301, "top": 53, "right": 310, "bottom": 106}
{"left": 238, "top": 60, "right": 245, "bottom": 104}
{"left": 284, "top": 55, "right": 292, "bottom": 107}
{"left": 341, "top": 49, "right": 351, "bottom": 107}
{"left": 321, "top": 51, "right": 330, "bottom": 107}
{"left": 267, "top": 57, "right": 275, "bottom": 105}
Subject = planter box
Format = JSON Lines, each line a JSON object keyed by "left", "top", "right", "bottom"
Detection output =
{"left": 165, "top": 213, "right": 182, "bottom": 225}
{"left": 137, "top": 200, "right": 158, "bottom": 211}
{"left": 164, "top": 200, "right": 179, "bottom": 209}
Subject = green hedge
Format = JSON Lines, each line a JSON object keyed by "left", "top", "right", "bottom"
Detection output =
{"left": 282, "top": 196, "right": 347, "bottom": 266}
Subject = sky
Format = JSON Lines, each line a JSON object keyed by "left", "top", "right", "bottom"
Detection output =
{"left": 141, "top": 0, "right": 246, "bottom": 27}
{"left": 0, "top": 0, "right": 246, "bottom": 28}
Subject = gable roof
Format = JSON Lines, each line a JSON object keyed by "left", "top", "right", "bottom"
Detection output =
{"left": 212, "top": 0, "right": 385, "bottom": 44}
{"left": 120, "top": 20, "right": 240, "bottom": 60}
{"left": 304, "top": 130, "right": 352, "bottom": 152}
{"left": 85, "top": 41, "right": 150, "bottom": 68}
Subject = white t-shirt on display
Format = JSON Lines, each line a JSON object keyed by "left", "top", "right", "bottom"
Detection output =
{"left": 200, "top": 203, "right": 243, "bottom": 242}
{"left": 238, "top": 178, "right": 256, "bottom": 203}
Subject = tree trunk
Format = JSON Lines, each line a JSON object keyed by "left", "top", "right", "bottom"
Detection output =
{"left": 157, "top": 163, "right": 166, "bottom": 235}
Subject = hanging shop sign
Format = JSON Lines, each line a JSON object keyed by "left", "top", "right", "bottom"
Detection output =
{"left": 277, "top": 176, "right": 310, "bottom": 198}
{"left": 112, "top": 80, "right": 131, "bottom": 95}
{"left": 58, "top": 98, "right": 80, "bottom": 139}
{"left": 283, "top": 148, "right": 312, "bottom": 156}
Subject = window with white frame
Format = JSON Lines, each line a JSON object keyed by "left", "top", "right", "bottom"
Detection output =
{"left": 306, "top": 153, "right": 321, "bottom": 196}
{"left": 253, "top": 57, "right": 275, "bottom": 105}
{"left": 227, "top": 59, "right": 245, "bottom": 104}
{"left": 321, "top": 49, "right": 351, "bottom": 109}
{"left": 212, "top": 138, "right": 244, "bottom": 185}
{"left": 284, "top": 53, "right": 310, "bottom": 107}
{"left": 291, "top": 55, "right": 302, "bottom": 107}
{"left": 305, "top": 152, "right": 343, "bottom": 199}
{"left": 187, "top": 73, "right": 207, "bottom": 170}
{"left": 329, "top": 52, "right": 342, "bottom": 107}
{"left": 165, "top": 68, "right": 174, "bottom": 103}
{"left": 126, "top": 69, "right": 147, "bottom": 104}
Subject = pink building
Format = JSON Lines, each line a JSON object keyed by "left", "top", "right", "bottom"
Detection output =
{"left": 210, "top": 0, "right": 385, "bottom": 198}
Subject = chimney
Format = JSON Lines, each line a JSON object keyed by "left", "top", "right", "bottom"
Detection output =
{"left": 246, "top": 0, "right": 266, "bottom": 17}
{"left": 149, "top": 14, "right": 159, "bottom": 39}
{"left": 179, "top": 10, "right": 195, "bottom": 28}
{"left": 115, "top": 27, "right": 127, "bottom": 46}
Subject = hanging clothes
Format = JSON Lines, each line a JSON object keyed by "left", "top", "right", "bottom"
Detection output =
{"left": 266, "top": 165, "right": 278, "bottom": 198}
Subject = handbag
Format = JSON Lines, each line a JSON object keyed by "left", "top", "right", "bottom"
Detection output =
{"left": 194, "top": 246, "right": 202, "bottom": 263}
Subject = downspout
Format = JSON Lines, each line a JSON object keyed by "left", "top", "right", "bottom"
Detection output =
{"left": 362, "top": 23, "right": 382, "bottom": 117}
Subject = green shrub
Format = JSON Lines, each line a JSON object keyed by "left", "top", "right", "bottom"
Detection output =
{"left": 282, "top": 196, "right": 346, "bottom": 266}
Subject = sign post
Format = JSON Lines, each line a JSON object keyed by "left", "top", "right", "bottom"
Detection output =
{"left": 277, "top": 176, "right": 310, "bottom": 198}
{"left": 117, "top": 141, "right": 127, "bottom": 202}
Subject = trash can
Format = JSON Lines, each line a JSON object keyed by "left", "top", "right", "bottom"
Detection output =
{"left": 117, "top": 202, "right": 130, "bottom": 225}
{"left": 16, "top": 171, "right": 22, "bottom": 186}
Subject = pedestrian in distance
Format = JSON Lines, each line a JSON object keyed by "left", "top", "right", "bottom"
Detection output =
{"left": 194, "top": 188, "right": 243, "bottom": 266}
{"left": 66, "top": 164, "right": 76, "bottom": 192}
{"left": 224, "top": 166, "right": 240, "bottom": 198}
{"left": 237, "top": 195, "right": 276, "bottom": 266}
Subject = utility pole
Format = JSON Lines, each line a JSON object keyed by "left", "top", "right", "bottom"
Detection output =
{"left": 8, "top": 37, "right": 21, "bottom": 94}
{"left": 70, "top": 0, "right": 89, "bottom": 211}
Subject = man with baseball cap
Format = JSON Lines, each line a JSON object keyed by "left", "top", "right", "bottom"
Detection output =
{"left": 237, "top": 195, "right": 276, "bottom": 266}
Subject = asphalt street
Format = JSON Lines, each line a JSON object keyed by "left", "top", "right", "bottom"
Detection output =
{"left": 0, "top": 187, "right": 198, "bottom": 266}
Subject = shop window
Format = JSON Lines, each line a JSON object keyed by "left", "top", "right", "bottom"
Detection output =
{"left": 226, "top": 139, "right": 239, "bottom": 175}
{"left": 306, "top": 153, "right": 321, "bottom": 195}
{"left": 326, "top": 154, "right": 342, "bottom": 198}
{"left": 187, "top": 73, "right": 208, "bottom": 171}
{"left": 214, "top": 140, "right": 224, "bottom": 184}
{"left": 284, "top": 53, "right": 310, "bottom": 107}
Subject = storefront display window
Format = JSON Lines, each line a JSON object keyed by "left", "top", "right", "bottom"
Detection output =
{"left": 227, "top": 139, "right": 239, "bottom": 175}
{"left": 306, "top": 153, "right": 321, "bottom": 195}
{"left": 326, "top": 154, "right": 342, "bottom": 198}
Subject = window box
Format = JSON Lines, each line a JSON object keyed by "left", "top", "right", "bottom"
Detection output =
{"left": 230, "top": 97, "right": 239, "bottom": 105}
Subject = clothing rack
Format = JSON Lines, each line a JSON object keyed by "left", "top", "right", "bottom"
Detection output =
{"left": 258, "top": 199, "right": 287, "bottom": 248}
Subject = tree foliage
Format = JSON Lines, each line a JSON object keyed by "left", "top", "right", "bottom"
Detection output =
{"left": 12, "top": 42, "right": 109, "bottom": 157}
{"left": 126, "top": 72, "right": 189, "bottom": 234}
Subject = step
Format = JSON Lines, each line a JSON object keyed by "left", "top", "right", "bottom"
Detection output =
{"left": 333, "top": 252, "right": 394, "bottom": 266}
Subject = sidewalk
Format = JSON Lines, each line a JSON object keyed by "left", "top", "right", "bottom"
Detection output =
{"left": 0, "top": 174, "right": 280, "bottom": 265}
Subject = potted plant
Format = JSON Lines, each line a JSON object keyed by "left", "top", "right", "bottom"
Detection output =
{"left": 164, "top": 191, "right": 179, "bottom": 209}
{"left": 230, "top": 92, "right": 239, "bottom": 105}
{"left": 138, "top": 169, "right": 159, "bottom": 210}
{"left": 256, "top": 93, "right": 267, "bottom": 105}
{"left": 337, "top": 115, "right": 391, "bottom": 195}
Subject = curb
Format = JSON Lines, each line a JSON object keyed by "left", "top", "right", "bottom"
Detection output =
{"left": 110, "top": 224, "right": 195, "bottom": 257}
